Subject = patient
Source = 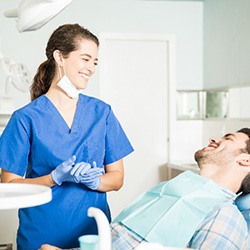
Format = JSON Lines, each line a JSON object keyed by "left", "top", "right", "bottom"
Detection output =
{"left": 40, "top": 128, "right": 250, "bottom": 250}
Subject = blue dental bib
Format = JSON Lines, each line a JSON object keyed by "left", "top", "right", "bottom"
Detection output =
{"left": 114, "top": 171, "right": 235, "bottom": 247}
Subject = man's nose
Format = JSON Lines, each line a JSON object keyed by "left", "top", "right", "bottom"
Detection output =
{"left": 209, "top": 137, "right": 219, "bottom": 143}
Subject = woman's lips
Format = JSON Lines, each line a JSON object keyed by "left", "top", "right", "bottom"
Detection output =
{"left": 79, "top": 73, "right": 90, "bottom": 79}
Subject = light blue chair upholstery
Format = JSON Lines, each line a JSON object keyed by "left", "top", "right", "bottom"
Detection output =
{"left": 235, "top": 194, "right": 250, "bottom": 235}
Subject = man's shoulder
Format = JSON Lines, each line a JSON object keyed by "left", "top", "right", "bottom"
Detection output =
{"left": 207, "top": 202, "right": 246, "bottom": 226}
{"left": 189, "top": 202, "right": 248, "bottom": 249}
{"left": 214, "top": 202, "right": 244, "bottom": 216}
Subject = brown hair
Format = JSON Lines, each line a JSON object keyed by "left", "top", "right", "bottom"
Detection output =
{"left": 237, "top": 128, "right": 250, "bottom": 194}
{"left": 237, "top": 128, "right": 250, "bottom": 154}
{"left": 30, "top": 23, "right": 99, "bottom": 101}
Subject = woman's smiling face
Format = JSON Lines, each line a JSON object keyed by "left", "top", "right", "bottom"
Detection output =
{"left": 62, "top": 39, "right": 98, "bottom": 90}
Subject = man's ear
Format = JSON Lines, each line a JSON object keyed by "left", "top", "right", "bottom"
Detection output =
{"left": 237, "top": 153, "right": 250, "bottom": 167}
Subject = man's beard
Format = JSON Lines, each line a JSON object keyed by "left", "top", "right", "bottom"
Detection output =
{"left": 194, "top": 149, "right": 216, "bottom": 166}
{"left": 194, "top": 149, "right": 205, "bottom": 166}
{"left": 194, "top": 147, "right": 244, "bottom": 167}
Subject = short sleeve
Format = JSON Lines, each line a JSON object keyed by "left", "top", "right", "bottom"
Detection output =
{"left": 104, "top": 108, "right": 134, "bottom": 165}
{"left": 0, "top": 111, "right": 30, "bottom": 176}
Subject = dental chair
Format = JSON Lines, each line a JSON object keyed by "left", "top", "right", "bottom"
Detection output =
{"left": 235, "top": 194, "right": 250, "bottom": 236}
{"left": 235, "top": 193, "right": 250, "bottom": 248}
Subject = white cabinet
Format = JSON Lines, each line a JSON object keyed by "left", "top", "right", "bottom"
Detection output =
{"left": 0, "top": 110, "right": 13, "bottom": 135}
{"left": 167, "top": 162, "right": 199, "bottom": 180}
{"left": 0, "top": 210, "right": 18, "bottom": 248}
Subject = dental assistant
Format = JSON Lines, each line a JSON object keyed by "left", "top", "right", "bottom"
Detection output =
{"left": 0, "top": 23, "right": 134, "bottom": 249}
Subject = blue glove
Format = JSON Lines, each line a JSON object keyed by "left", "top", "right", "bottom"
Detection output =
{"left": 79, "top": 161, "right": 104, "bottom": 190}
{"left": 51, "top": 156, "right": 91, "bottom": 185}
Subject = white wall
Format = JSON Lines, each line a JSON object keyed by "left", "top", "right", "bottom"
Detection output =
{"left": 202, "top": 0, "right": 250, "bottom": 146}
{"left": 203, "top": 0, "right": 250, "bottom": 89}
{"left": 0, "top": 0, "right": 203, "bottom": 108}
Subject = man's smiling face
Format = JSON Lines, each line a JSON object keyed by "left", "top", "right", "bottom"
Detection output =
{"left": 194, "top": 132, "right": 249, "bottom": 166}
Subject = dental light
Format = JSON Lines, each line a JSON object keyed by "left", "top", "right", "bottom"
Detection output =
{"left": 4, "top": 0, "right": 73, "bottom": 32}
{"left": 0, "top": 0, "right": 73, "bottom": 110}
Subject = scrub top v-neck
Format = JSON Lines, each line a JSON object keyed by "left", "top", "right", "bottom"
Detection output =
{"left": 0, "top": 94, "right": 134, "bottom": 249}
{"left": 44, "top": 94, "right": 83, "bottom": 134}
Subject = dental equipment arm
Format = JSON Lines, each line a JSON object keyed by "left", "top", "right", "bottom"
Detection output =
{"left": 88, "top": 207, "right": 112, "bottom": 250}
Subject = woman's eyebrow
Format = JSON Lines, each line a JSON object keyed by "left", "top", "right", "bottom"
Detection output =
{"left": 80, "top": 53, "right": 98, "bottom": 61}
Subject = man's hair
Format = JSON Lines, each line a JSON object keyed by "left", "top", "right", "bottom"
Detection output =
{"left": 237, "top": 128, "right": 250, "bottom": 194}
{"left": 237, "top": 128, "right": 250, "bottom": 153}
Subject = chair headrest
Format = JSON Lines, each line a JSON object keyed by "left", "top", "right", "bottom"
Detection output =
{"left": 235, "top": 194, "right": 250, "bottom": 212}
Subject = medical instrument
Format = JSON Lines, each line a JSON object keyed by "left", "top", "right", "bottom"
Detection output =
{"left": 0, "top": 50, "right": 31, "bottom": 112}
{"left": 4, "top": 0, "right": 74, "bottom": 32}
{"left": 0, "top": 51, "right": 30, "bottom": 94}
{"left": 0, "top": 49, "right": 31, "bottom": 127}
{"left": 78, "top": 235, "right": 99, "bottom": 250}
{"left": 0, "top": 183, "right": 51, "bottom": 210}
{"left": 87, "top": 207, "right": 112, "bottom": 250}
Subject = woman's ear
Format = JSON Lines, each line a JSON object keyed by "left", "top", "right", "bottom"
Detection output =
{"left": 53, "top": 50, "right": 63, "bottom": 66}
{"left": 237, "top": 154, "right": 250, "bottom": 167}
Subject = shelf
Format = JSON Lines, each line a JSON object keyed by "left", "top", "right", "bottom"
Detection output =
{"left": 0, "top": 110, "right": 14, "bottom": 115}
{"left": 167, "top": 162, "right": 200, "bottom": 180}
{"left": 168, "top": 162, "right": 199, "bottom": 173}
{"left": 0, "top": 183, "right": 52, "bottom": 210}
{"left": 0, "top": 110, "right": 14, "bottom": 127}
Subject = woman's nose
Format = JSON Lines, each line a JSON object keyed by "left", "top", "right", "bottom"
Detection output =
{"left": 86, "top": 62, "right": 95, "bottom": 74}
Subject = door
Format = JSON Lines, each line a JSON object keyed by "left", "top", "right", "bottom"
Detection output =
{"left": 99, "top": 33, "right": 175, "bottom": 217}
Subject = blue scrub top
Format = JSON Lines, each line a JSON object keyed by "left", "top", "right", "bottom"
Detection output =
{"left": 0, "top": 94, "right": 134, "bottom": 249}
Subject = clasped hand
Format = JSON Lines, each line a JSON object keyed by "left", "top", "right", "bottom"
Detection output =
{"left": 51, "top": 156, "right": 104, "bottom": 190}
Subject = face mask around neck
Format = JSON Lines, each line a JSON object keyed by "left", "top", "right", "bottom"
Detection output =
{"left": 57, "top": 75, "right": 82, "bottom": 99}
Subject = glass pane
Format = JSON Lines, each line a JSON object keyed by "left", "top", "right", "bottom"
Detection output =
{"left": 176, "top": 91, "right": 203, "bottom": 119}
{"left": 205, "top": 90, "right": 229, "bottom": 118}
